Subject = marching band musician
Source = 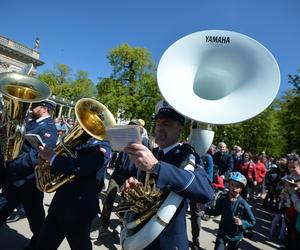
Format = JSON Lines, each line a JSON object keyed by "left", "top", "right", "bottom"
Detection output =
{"left": 0, "top": 99, "right": 58, "bottom": 250}
{"left": 123, "top": 100, "right": 214, "bottom": 250}
{"left": 36, "top": 137, "right": 112, "bottom": 250}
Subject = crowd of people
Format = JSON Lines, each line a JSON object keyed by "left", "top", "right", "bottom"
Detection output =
{"left": 198, "top": 142, "right": 300, "bottom": 250}
{"left": 0, "top": 98, "right": 300, "bottom": 250}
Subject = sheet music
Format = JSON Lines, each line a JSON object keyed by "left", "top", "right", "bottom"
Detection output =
{"left": 25, "top": 133, "right": 45, "bottom": 150}
{"left": 105, "top": 125, "right": 141, "bottom": 152}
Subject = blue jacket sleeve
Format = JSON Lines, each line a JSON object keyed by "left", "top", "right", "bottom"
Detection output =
{"left": 241, "top": 202, "right": 256, "bottom": 230}
{"left": 9, "top": 123, "right": 57, "bottom": 178}
{"left": 203, "top": 154, "right": 213, "bottom": 182}
{"left": 156, "top": 161, "right": 214, "bottom": 203}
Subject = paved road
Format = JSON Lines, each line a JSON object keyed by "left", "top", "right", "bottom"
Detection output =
{"left": 0, "top": 190, "right": 285, "bottom": 250}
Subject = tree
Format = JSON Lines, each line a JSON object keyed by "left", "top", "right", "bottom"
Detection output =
{"left": 288, "top": 68, "right": 300, "bottom": 92}
{"left": 38, "top": 64, "right": 95, "bottom": 102}
{"left": 71, "top": 70, "right": 95, "bottom": 100}
{"left": 211, "top": 69, "right": 300, "bottom": 156}
{"left": 278, "top": 89, "right": 300, "bottom": 154}
{"left": 212, "top": 103, "right": 284, "bottom": 156}
{"left": 96, "top": 44, "right": 161, "bottom": 130}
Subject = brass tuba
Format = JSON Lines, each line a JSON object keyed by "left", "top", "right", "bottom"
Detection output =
{"left": 0, "top": 72, "right": 51, "bottom": 161}
{"left": 35, "top": 98, "right": 116, "bottom": 193}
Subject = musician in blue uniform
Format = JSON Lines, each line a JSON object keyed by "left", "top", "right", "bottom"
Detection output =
{"left": 123, "top": 100, "right": 214, "bottom": 250}
{"left": 0, "top": 99, "right": 57, "bottom": 250}
{"left": 36, "top": 138, "right": 112, "bottom": 250}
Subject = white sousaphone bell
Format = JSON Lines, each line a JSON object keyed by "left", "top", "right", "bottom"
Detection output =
{"left": 121, "top": 30, "right": 280, "bottom": 250}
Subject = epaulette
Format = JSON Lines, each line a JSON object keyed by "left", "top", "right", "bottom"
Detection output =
{"left": 179, "top": 143, "right": 196, "bottom": 158}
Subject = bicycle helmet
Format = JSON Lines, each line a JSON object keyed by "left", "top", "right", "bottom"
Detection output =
{"left": 229, "top": 172, "right": 247, "bottom": 187}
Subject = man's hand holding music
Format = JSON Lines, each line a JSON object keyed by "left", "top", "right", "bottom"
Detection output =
{"left": 124, "top": 143, "right": 158, "bottom": 172}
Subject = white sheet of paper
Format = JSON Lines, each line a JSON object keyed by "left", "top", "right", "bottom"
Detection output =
{"left": 25, "top": 133, "right": 45, "bottom": 150}
{"left": 105, "top": 125, "right": 141, "bottom": 151}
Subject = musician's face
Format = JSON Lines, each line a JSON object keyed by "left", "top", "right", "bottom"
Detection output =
{"left": 31, "top": 105, "right": 46, "bottom": 119}
{"left": 154, "top": 118, "right": 182, "bottom": 149}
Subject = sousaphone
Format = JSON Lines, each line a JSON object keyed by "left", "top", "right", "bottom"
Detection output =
{"left": 120, "top": 30, "right": 280, "bottom": 250}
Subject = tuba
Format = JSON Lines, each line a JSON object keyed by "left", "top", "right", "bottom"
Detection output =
{"left": 35, "top": 98, "right": 116, "bottom": 193}
{"left": 0, "top": 72, "right": 51, "bottom": 161}
{"left": 120, "top": 30, "right": 280, "bottom": 250}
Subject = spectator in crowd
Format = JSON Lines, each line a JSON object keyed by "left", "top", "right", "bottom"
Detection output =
{"left": 232, "top": 145, "right": 243, "bottom": 171}
{"left": 282, "top": 153, "right": 300, "bottom": 249}
{"left": 202, "top": 152, "right": 214, "bottom": 182}
{"left": 213, "top": 142, "right": 234, "bottom": 181}
{"left": 205, "top": 172, "right": 256, "bottom": 250}
{"left": 260, "top": 153, "right": 271, "bottom": 171}
{"left": 54, "top": 117, "right": 62, "bottom": 131}
{"left": 277, "top": 157, "right": 288, "bottom": 177}
{"left": 208, "top": 144, "right": 216, "bottom": 157}
{"left": 270, "top": 155, "right": 294, "bottom": 242}
{"left": 61, "top": 117, "right": 73, "bottom": 134}
{"left": 254, "top": 154, "right": 267, "bottom": 198}
{"left": 236, "top": 151, "right": 257, "bottom": 200}
{"left": 263, "top": 164, "right": 281, "bottom": 208}
{"left": 212, "top": 166, "right": 225, "bottom": 191}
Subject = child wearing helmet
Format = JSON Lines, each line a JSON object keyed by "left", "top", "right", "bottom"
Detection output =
{"left": 205, "top": 172, "right": 256, "bottom": 250}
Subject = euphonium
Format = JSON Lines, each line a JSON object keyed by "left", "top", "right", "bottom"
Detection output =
{"left": 34, "top": 98, "right": 116, "bottom": 193}
{"left": 0, "top": 72, "right": 51, "bottom": 161}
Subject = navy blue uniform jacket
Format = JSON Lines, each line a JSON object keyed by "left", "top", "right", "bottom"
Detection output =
{"left": 138, "top": 144, "right": 214, "bottom": 250}
{"left": 48, "top": 139, "right": 112, "bottom": 224}
{"left": 9, "top": 116, "right": 57, "bottom": 180}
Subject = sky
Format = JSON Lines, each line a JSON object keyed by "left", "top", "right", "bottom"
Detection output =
{"left": 1, "top": 0, "right": 299, "bottom": 98}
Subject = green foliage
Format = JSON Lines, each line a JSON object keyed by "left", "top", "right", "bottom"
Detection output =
{"left": 288, "top": 68, "right": 300, "bottom": 92}
{"left": 211, "top": 69, "right": 300, "bottom": 157}
{"left": 278, "top": 88, "right": 300, "bottom": 154}
{"left": 96, "top": 44, "right": 161, "bottom": 131}
{"left": 212, "top": 104, "right": 285, "bottom": 157}
{"left": 38, "top": 64, "right": 95, "bottom": 102}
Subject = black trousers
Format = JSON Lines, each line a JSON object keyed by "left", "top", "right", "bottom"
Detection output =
{"left": 215, "top": 237, "right": 241, "bottom": 250}
{"left": 37, "top": 210, "right": 92, "bottom": 250}
{"left": 0, "top": 178, "right": 45, "bottom": 248}
{"left": 190, "top": 200, "right": 203, "bottom": 244}
{"left": 100, "top": 172, "right": 126, "bottom": 228}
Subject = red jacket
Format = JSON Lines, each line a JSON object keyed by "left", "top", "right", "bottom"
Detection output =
{"left": 255, "top": 161, "right": 267, "bottom": 184}
{"left": 213, "top": 175, "right": 225, "bottom": 190}
{"left": 237, "top": 161, "right": 257, "bottom": 182}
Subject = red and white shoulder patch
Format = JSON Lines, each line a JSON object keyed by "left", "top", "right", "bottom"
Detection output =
{"left": 44, "top": 133, "right": 51, "bottom": 138}
{"left": 99, "top": 147, "right": 107, "bottom": 154}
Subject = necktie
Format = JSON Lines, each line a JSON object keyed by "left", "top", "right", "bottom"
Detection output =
{"left": 157, "top": 149, "right": 164, "bottom": 160}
